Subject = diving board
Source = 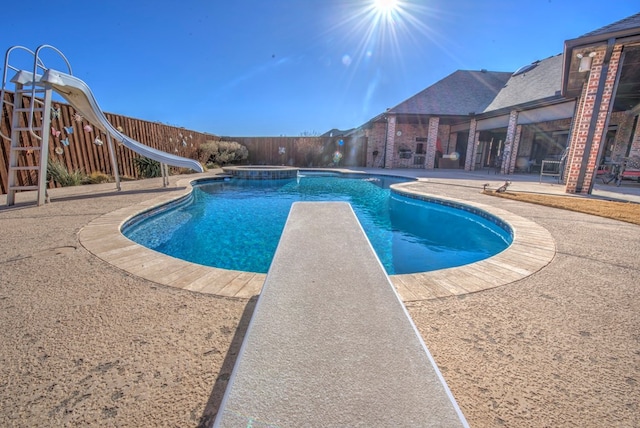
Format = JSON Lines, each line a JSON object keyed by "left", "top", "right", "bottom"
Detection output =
{"left": 214, "top": 202, "right": 468, "bottom": 427}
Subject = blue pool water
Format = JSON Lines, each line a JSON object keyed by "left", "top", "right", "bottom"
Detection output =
{"left": 123, "top": 174, "right": 512, "bottom": 275}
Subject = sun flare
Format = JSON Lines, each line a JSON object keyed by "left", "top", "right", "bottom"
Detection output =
{"left": 373, "top": 0, "right": 399, "bottom": 14}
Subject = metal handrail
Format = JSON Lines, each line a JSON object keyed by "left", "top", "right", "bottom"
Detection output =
{"left": 0, "top": 46, "right": 42, "bottom": 140}
{"left": 0, "top": 45, "right": 74, "bottom": 141}
{"left": 27, "top": 45, "right": 73, "bottom": 140}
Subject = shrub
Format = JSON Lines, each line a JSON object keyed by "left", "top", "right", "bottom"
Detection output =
{"left": 197, "top": 141, "right": 219, "bottom": 165}
{"left": 47, "top": 159, "right": 86, "bottom": 186}
{"left": 133, "top": 157, "right": 162, "bottom": 178}
{"left": 216, "top": 141, "right": 249, "bottom": 165}
{"left": 198, "top": 140, "right": 248, "bottom": 167}
{"left": 82, "top": 171, "right": 112, "bottom": 184}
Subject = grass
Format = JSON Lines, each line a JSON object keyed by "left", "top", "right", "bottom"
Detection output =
{"left": 485, "top": 191, "right": 640, "bottom": 226}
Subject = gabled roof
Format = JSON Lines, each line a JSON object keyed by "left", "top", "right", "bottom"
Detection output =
{"left": 579, "top": 12, "right": 640, "bottom": 38}
{"left": 361, "top": 13, "right": 640, "bottom": 129}
{"left": 563, "top": 13, "right": 640, "bottom": 101}
{"left": 387, "top": 70, "right": 512, "bottom": 116}
{"left": 484, "top": 54, "right": 564, "bottom": 112}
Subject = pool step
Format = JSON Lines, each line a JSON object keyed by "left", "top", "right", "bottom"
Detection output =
{"left": 214, "top": 202, "right": 469, "bottom": 427}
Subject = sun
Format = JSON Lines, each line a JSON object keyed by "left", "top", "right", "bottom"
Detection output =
{"left": 373, "top": 0, "right": 399, "bottom": 14}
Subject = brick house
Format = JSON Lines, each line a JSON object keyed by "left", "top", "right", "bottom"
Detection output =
{"left": 349, "top": 12, "right": 640, "bottom": 194}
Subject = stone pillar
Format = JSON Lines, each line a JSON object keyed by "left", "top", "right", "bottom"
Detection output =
{"left": 425, "top": 117, "right": 439, "bottom": 169}
{"left": 384, "top": 114, "right": 396, "bottom": 169}
{"left": 464, "top": 118, "right": 478, "bottom": 171}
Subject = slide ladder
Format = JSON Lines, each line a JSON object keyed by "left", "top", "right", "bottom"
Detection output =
{"left": 0, "top": 46, "right": 68, "bottom": 205}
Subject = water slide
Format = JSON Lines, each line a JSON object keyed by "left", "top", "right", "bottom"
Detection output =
{"left": 15, "top": 68, "right": 204, "bottom": 173}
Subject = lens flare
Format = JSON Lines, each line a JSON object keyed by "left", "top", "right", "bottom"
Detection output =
{"left": 324, "top": 0, "right": 440, "bottom": 120}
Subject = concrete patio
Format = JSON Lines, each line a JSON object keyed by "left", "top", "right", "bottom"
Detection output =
{"left": 0, "top": 168, "right": 638, "bottom": 427}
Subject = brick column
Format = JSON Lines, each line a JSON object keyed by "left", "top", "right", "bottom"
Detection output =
{"left": 464, "top": 118, "right": 478, "bottom": 171}
{"left": 425, "top": 117, "right": 439, "bottom": 169}
{"left": 501, "top": 110, "right": 519, "bottom": 173}
{"left": 565, "top": 45, "right": 622, "bottom": 193}
{"left": 383, "top": 114, "right": 396, "bottom": 169}
{"left": 439, "top": 124, "right": 451, "bottom": 152}
{"left": 508, "top": 125, "right": 523, "bottom": 174}
{"left": 564, "top": 83, "right": 587, "bottom": 188}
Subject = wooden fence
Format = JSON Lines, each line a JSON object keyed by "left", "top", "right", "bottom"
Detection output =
{"left": 1, "top": 91, "right": 367, "bottom": 195}
{"left": 234, "top": 136, "right": 367, "bottom": 168}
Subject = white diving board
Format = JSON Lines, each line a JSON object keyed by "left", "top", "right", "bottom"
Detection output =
{"left": 214, "top": 202, "right": 469, "bottom": 427}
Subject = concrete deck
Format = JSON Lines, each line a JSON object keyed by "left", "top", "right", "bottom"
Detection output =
{"left": 1, "top": 168, "right": 639, "bottom": 426}
{"left": 214, "top": 202, "right": 468, "bottom": 427}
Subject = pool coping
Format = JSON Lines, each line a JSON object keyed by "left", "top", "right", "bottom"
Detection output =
{"left": 78, "top": 174, "right": 556, "bottom": 302}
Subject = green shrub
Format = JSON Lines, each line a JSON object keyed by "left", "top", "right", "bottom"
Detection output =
{"left": 47, "top": 159, "right": 86, "bottom": 186}
{"left": 133, "top": 157, "right": 162, "bottom": 178}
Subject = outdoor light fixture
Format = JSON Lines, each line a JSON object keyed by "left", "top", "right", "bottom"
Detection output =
{"left": 576, "top": 52, "right": 596, "bottom": 72}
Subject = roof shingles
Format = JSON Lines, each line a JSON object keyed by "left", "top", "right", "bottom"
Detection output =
{"left": 359, "top": 13, "right": 639, "bottom": 128}
{"left": 580, "top": 12, "right": 640, "bottom": 38}
{"left": 484, "top": 54, "right": 564, "bottom": 112}
{"left": 388, "top": 70, "right": 512, "bottom": 116}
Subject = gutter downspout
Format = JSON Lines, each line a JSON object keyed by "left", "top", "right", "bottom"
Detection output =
{"left": 575, "top": 38, "right": 615, "bottom": 193}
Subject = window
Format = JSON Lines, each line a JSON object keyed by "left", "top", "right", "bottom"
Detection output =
{"left": 415, "top": 143, "right": 425, "bottom": 154}
{"left": 602, "top": 128, "right": 617, "bottom": 162}
{"left": 531, "top": 131, "right": 569, "bottom": 162}
{"left": 398, "top": 149, "right": 412, "bottom": 159}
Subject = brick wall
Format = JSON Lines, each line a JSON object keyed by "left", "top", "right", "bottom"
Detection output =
{"left": 611, "top": 111, "right": 636, "bottom": 161}
{"left": 630, "top": 118, "right": 640, "bottom": 158}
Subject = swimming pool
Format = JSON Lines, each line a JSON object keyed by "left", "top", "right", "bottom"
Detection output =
{"left": 123, "top": 173, "right": 512, "bottom": 275}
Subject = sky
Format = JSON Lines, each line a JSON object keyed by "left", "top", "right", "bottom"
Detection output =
{"left": 1, "top": 1, "right": 638, "bottom": 137}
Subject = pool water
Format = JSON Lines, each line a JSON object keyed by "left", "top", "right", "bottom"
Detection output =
{"left": 123, "top": 174, "right": 512, "bottom": 275}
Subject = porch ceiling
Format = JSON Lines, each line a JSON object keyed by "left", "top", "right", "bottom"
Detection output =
{"left": 566, "top": 44, "right": 640, "bottom": 113}
{"left": 614, "top": 45, "right": 640, "bottom": 112}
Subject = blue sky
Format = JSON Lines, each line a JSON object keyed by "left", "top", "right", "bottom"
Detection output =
{"left": 2, "top": 1, "right": 638, "bottom": 137}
